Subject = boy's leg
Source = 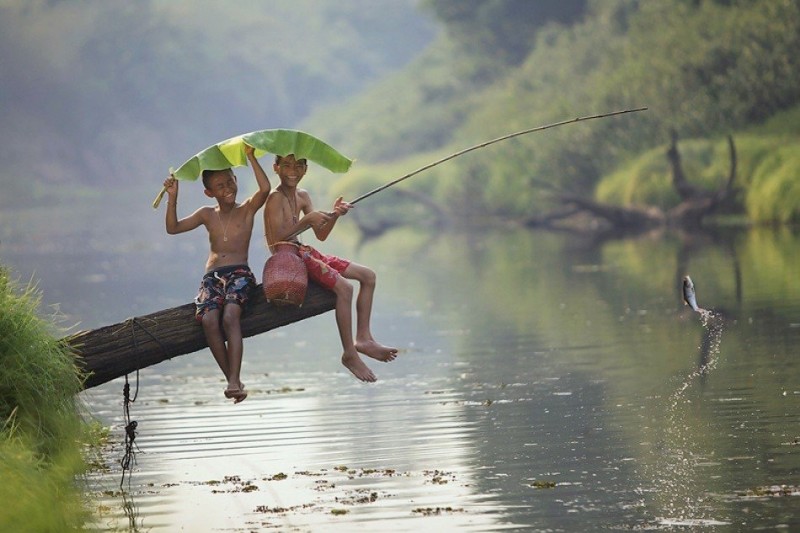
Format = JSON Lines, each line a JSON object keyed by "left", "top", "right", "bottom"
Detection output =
{"left": 217, "top": 267, "right": 255, "bottom": 403}
{"left": 221, "top": 303, "right": 247, "bottom": 402}
{"left": 342, "top": 262, "right": 398, "bottom": 362}
{"left": 201, "top": 309, "right": 245, "bottom": 403}
{"left": 200, "top": 309, "right": 230, "bottom": 378}
{"left": 331, "top": 277, "right": 376, "bottom": 382}
{"left": 197, "top": 274, "right": 231, "bottom": 379}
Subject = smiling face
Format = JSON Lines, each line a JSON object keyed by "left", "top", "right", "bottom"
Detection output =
{"left": 273, "top": 155, "right": 307, "bottom": 188}
{"left": 203, "top": 169, "right": 238, "bottom": 205}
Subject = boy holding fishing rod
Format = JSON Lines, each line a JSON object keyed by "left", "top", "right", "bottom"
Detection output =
{"left": 163, "top": 145, "right": 271, "bottom": 403}
{"left": 258, "top": 111, "right": 645, "bottom": 382}
{"left": 263, "top": 154, "right": 397, "bottom": 382}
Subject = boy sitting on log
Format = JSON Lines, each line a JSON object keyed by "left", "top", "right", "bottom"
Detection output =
{"left": 263, "top": 154, "right": 397, "bottom": 382}
{"left": 162, "top": 145, "right": 270, "bottom": 403}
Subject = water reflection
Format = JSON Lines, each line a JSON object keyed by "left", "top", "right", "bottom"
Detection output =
{"left": 120, "top": 492, "right": 142, "bottom": 533}
{"left": 84, "top": 367, "right": 518, "bottom": 531}
{"left": 4, "top": 206, "right": 800, "bottom": 530}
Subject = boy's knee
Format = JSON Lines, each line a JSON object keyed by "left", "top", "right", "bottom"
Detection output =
{"left": 334, "top": 278, "right": 354, "bottom": 299}
{"left": 221, "top": 305, "right": 242, "bottom": 329}
{"left": 201, "top": 313, "right": 221, "bottom": 333}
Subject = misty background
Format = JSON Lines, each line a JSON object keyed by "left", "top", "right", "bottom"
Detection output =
{"left": 4, "top": 1, "right": 798, "bottom": 223}
{"left": 0, "top": 0, "right": 435, "bottom": 197}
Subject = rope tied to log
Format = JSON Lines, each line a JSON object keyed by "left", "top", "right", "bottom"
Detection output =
{"left": 119, "top": 318, "right": 142, "bottom": 489}
{"left": 118, "top": 316, "right": 169, "bottom": 489}
{"left": 120, "top": 376, "right": 138, "bottom": 488}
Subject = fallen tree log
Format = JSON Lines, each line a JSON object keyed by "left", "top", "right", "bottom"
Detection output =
{"left": 66, "top": 283, "right": 335, "bottom": 389}
{"left": 554, "top": 132, "right": 739, "bottom": 233}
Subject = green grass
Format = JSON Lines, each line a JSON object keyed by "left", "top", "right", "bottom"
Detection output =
{"left": 595, "top": 124, "right": 800, "bottom": 224}
{"left": 0, "top": 267, "right": 90, "bottom": 532}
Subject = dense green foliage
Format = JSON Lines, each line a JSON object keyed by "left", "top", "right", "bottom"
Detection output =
{"left": 421, "top": 0, "right": 587, "bottom": 67}
{"left": 0, "top": 268, "right": 89, "bottom": 532}
{"left": 598, "top": 127, "right": 800, "bottom": 223}
{"left": 304, "top": 0, "right": 800, "bottom": 223}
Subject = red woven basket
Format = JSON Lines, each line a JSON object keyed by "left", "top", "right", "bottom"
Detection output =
{"left": 263, "top": 242, "right": 308, "bottom": 306}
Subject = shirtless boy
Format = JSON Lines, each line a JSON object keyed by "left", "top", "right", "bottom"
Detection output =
{"left": 263, "top": 154, "right": 397, "bottom": 382}
{"left": 163, "top": 145, "right": 270, "bottom": 402}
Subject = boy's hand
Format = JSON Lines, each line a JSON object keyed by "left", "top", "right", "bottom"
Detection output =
{"left": 332, "top": 196, "right": 352, "bottom": 217}
{"left": 163, "top": 175, "right": 178, "bottom": 195}
{"left": 244, "top": 143, "right": 255, "bottom": 158}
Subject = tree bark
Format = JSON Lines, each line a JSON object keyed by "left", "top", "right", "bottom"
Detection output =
{"left": 66, "top": 283, "right": 335, "bottom": 389}
{"left": 558, "top": 193, "right": 666, "bottom": 229}
{"left": 667, "top": 128, "right": 704, "bottom": 201}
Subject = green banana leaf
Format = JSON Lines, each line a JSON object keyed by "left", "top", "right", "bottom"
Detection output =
{"left": 172, "top": 128, "right": 353, "bottom": 181}
{"left": 154, "top": 129, "right": 353, "bottom": 208}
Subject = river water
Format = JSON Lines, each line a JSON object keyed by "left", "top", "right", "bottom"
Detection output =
{"left": 3, "top": 200, "right": 800, "bottom": 531}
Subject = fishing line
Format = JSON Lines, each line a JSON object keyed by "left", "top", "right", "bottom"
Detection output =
{"left": 286, "top": 107, "right": 647, "bottom": 240}
{"left": 351, "top": 107, "right": 647, "bottom": 205}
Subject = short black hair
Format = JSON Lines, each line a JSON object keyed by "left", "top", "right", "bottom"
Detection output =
{"left": 202, "top": 168, "right": 232, "bottom": 189}
{"left": 274, "top": 155, "right": 307, "bottom": 166}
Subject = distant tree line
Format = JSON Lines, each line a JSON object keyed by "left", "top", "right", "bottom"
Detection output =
{"left": 306, "top": 0, "right": 800, "bottom": 225}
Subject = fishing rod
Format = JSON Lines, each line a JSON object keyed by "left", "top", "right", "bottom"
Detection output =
{"left": 287, "top": 107, "right": 648, "bottom": 240}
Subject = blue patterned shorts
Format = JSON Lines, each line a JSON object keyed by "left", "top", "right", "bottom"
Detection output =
{"left": 195, "top": 264, "right": 256, "bottom": 321}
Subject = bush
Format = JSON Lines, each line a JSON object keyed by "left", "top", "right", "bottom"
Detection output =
{"left": 595, "top": 132, "right": 800, "bottom": 224}
{"left": 0, "top": 267, "right": 89, "bottom": 532}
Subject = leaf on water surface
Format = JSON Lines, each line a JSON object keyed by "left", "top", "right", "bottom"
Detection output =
{"left": 412, "top": 507, "right": 465, "bottom": 516}
{"left": 738, "top": 485, "right": 800, "bottom": 497}
{"left": 530, "top": 480, "right": 558, "bottom": 489}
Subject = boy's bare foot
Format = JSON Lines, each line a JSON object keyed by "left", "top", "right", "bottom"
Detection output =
{"left": 342, "top": 352, "right": 377, "bottom": 382}
{"left": 356, "top": 339, "right": 398, "bottom": 362}
{"left": 224, "top": 382, "right": 247, "bottom": 403}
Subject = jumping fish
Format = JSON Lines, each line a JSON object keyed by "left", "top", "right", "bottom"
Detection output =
{"left": 682, "top": 275, "right": 702, "bottom": 313}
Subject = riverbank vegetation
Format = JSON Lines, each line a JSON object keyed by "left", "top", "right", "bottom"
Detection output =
{"left": 304, "top": 0, "right": 800, "bottom": 228}
{"left": 0, "top": 267, "right": 89, "bottom": 531}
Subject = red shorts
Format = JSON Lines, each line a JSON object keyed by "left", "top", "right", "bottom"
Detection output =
{"left": 297, "top": 245, "right": 350, "bottom": 289}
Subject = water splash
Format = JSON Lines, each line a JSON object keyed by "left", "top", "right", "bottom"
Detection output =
{"left": 651, "top": 292, "right": 727, "bottom": 526}
{"left": 670, "top": 308, "right": 724, "bottom": 401}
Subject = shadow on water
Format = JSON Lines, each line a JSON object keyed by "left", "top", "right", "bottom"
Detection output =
{"left": 4, "top": 201, "right": 800, "bottom": 531}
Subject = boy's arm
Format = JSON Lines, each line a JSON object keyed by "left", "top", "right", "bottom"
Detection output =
{"left": 244, "top": 145, "right": 270, "bottom": 212}
{"left": 163, "top": 176, "right": 206, "bottom": 235}
{"left": 311, "top": 196, "right": 351, "bottom": 241}
{"left": 300, "top": 191, "right": 334, "bottom": 241}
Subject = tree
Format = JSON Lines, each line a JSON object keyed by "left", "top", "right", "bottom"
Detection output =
{"left": 421, "top": 0, "right": 587, "bottom": 66}
{"left": 540, "top": 131, "right": 739, "bottom": 232}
